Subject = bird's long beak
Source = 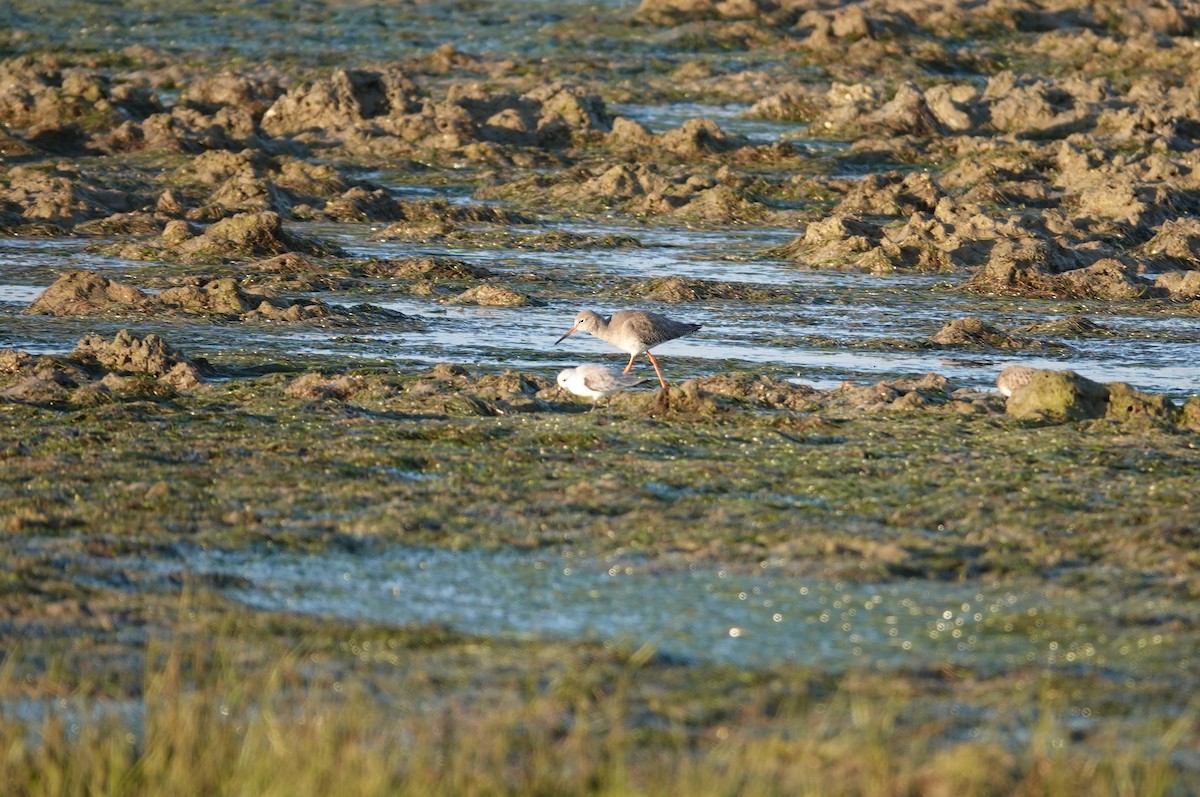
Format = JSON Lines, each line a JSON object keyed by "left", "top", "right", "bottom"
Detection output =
{"left": 554, "top": 324, "right": 578, "bottom": 345}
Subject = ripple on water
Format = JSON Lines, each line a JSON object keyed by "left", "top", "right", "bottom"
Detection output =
{"left": 0, "top": 285, "right": 46, "bottom": 305}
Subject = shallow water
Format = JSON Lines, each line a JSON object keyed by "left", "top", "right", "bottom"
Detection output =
{"left": 4, "top": 222, "right": 1200, "bottom": 395}
{"left": 6, "top": 0, "right": 636, "bottom": 68}
{"left": 155, "top": 544, "right": 1176, "bottom": 677}
{"left": 613, "top": 102, "right": 816, "bottom": 145}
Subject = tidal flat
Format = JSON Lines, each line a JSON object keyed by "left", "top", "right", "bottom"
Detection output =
{"left": 2, "top": 0, "right": 1200, "bottom": 793}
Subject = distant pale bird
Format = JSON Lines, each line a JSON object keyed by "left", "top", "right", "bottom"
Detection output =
{"left": 556, "top": 365, "right": 648, "bottom": 403}
{"left": 996, "top": 365, "right": 1038, "bottom": 397}
{"left": 554, "top": 309, "right": 701, "bottom": 390}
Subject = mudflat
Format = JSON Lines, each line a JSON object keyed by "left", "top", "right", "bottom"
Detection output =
{"left": 2, "top": 1, "right": 1199, "bottom": 793}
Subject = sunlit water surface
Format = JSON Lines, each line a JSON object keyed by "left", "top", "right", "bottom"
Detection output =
{"left": 3, "top": 220, "right": 1200, "bottom": 395}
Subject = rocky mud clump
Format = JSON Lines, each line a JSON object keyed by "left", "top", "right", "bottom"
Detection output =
{"left": 26, "top": 270, "right": 419, "bottom": 328}
{"left": 1, "top": 329, "right": 205, "bottom": 402}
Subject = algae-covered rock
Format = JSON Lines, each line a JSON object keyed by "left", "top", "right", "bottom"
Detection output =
{"left": 1104, "top": 382, "right": 1176, "bottom": 425}
{"left": 638, "top": 275, "right": 783, "bottom": 303}
{"left": 1004, "top": 369, "right": 1108, "bottom": 421}
{"left": 1179, "top": 397, "right": 1200, "bottom": 432}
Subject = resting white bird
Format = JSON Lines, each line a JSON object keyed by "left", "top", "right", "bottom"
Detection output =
{"left": 556, "top": 364, "right": 649, "bottom": 404}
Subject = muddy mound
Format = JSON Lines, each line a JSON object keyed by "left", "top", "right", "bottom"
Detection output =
{"left": 635, "top": 0, "right": 779, "bottom": 24}
{"left": 648, "top": 118, "right": 751, "bottom": 159}
{"left": 288, "top": 365, "right": 555, "bottom": 416}
{"left": 0, "top": 56, "right": 278, "bottom": 156}
{"left": 74, "top": 211, "right": 172, "bottom": 237}
{"left": 450, "top": 284, "right": 545, "bottom": 307}
{"left": 179, "top": 71, "right": 284, "bottom": 118}
{"left": 928, "top": 317, "right": 1057, "bottom": 350}
{"left": 1020, "top": 315, "right": 1111, "bottom": 337}
{"left": 110, "top": 211, "right": 344, "bottom": 264}
{"left": 353, "top": 256, "right": 498, "bottom": 299}
{"left": 0, "top": 57, "right": 616, "bottom": 163}
{"left": 285, "top": 365, "right": 555, "bottom": 416}
{"left": 175, "top": 151, "right": 347, "bottom": 216}
{"left": 487, "top": 161, "right": 779, "bottom": 224}
{"left": 0, "top": 354, "right": 88, "bottom": 404}
{"left": 967, "top": 251, "right": 1157, "bottom": 300}
{"left": 262, "top": 67, "right": 422, "bottom": 137}
{"left": 0, "top": 163, "right": 147, "bottom": 230}
{"left": 835, "top": 171, "right": 947, "bottom": 217}
{"left": 1141, "top": 217, "right": 1200, "bottom": 268}
{"left": 763, "top": 64, "right": 1200, "bottom": 147}
{"left": 285, "top": 373, "right": 397, "bottom": 402}
{"left": 604, "top": 116, "right": 798, "bottom": 167}
{"left": 156, "top": 150, "right": 442, "bottom": 224}
{"left": 28, "top": 270, "right": 418, "bottom": 328}
{"left": 362, "top": 256, "right": 494, "bottom": 281}
{"left": 1, "top": 331, "right": 205, "bottom": 403}
{"left": 372, "top": 221, "right": 642, "bottom": 249}
{"left": 808, "top": 82, "right": 947, "bottom": 139}
{"left": 637, "top": 275, "right": 787, "bottom": 303}
{"left": 688, "top": 372, "right": 821, "bottom": 411}
{"left": 825, "top": 374, "right": 969, "bottom": 413}
{"left": 0, "top": 56, "right": 162, "bottom": 147}
{"left": 27, "top": 270, "right": 150, "bottom": 316}
{"left": 775, "top": 214, "right": 957, "bottom": 273}
{"left": 173, "top": 211, "right": 343, "bottom": 261}
{"left": 775, "top": 182, "right": 1175, "bottom": 282}
{"left": 261, "top": 68, "right": 609, "bottom": 153}
{"left": 1154, "top": 270, "right": 1200, "bottom": 299}
{"left": 72, "top": 330, "right": 205, "bottom": 389}
{"left": 367, "top": 199, "right": 536, "bottom": 241}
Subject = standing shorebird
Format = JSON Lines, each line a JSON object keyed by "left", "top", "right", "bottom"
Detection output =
{"left": 554, "top": 309, "right": 701, "bottom": 390}
{"left": 556, "top": 365, "right": 649, "bottom": 406}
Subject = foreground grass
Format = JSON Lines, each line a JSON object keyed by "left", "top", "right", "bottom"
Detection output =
{"left": 1, "top": 624, "right": 1191, "bottom": 797}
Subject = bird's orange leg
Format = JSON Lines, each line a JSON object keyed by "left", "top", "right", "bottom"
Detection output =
{"left": 622, "top": 351, "right": 637, "bottom": 374}
{"left": 645, "top": 351, "right": 669, "bottom": 390}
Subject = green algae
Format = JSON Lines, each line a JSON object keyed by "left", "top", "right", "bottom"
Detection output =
{"left": 3, "top": 374, "right": 1197, "bottom": 596}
